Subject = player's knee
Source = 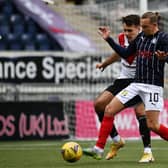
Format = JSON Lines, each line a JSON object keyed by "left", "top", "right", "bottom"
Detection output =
{"left": 104, "top": 104, "right": 113, "bottom": 116}
{"left": 94, "top": 99, "right": 105, "bottom": 113}
{"left": 134, "top": 104, "right": 145, "bottom": 116}
{"left": 147, "top": 121, "right": 159, "bottom": 132}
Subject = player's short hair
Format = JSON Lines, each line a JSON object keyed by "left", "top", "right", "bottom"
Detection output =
{"left": 141, "top": 11, "right": 161, "bottom": 24}
{"left": 121, "top": 14, "right": 140, "bottom": 26}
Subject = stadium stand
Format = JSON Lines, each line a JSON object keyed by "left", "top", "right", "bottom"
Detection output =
{"left": 0, "top": 0, "right": 63, "bottom": 51}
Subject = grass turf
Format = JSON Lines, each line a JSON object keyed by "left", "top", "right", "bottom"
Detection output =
{"left": 0, "top": 139, "right": 167, "bottom": 168}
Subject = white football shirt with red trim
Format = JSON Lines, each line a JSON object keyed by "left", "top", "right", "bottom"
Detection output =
{"left": 118, "top": 33, "right": 136, "bottom": 79}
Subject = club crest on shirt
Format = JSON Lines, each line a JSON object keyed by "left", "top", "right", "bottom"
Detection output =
{"left": 120, "top": 90, "right": 128, "bottom": 96}
{"left": 151, "top": 37, "right": 157, "bottom": 44}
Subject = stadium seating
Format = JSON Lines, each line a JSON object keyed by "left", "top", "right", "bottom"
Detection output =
{"left": 0, "top": 24, "right": 10, "bottom": 37}
{"left": 35, "top": 33, "right": 51, "bottom": 51}
{"left": 0, "top": 15, "right": 10, "bottom": 36}
{"left": 2, "top": 0, "right": 15, "bottom": 17}
{"left": 10, "top": 14, "right": 25, "bottom": 36}
{"left": 21, "top": 33, "right": 36, "bottom": 50}
{"left": 7, "top": 33, "right": 22, "bottom": 50}
{"left": 0, "top": 35, "right": 7, "bottom": 50}
{"left": 0, "top": 0, "right": 63, "bottom": 51}
{"left": 25, "top": 17, "right": 38, "bottom": 35}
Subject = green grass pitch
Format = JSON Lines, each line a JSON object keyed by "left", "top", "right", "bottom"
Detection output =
{"left": 0, "top": 139, "right": 167, "bottom": 168}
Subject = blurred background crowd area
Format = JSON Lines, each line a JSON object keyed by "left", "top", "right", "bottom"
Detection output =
{"left": 0, "top": 0, "right": 168, "bottom": 53}
{"left": 1, "top": 0, "right": 168, "bottom": 102}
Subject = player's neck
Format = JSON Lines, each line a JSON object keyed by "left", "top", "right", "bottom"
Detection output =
{"left": 152, "top": 28, "right": 159, "bottom": 35}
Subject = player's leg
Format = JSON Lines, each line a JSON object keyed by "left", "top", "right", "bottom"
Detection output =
{"left": 105, "top": 79, "right": 140, "bottom": 160}
{"left": 103, "top": 80, "right": 132, "bottom": 141}
{"left": 94, "top": 89, "right": 125, "bottom": 159}
{"left": 135, "top": 103, "right": 150, "bottom": 149}
{"left": 94, "top": 82, "right": 126, "bottom": 159}
{"left": 124, "top": 94, "right": 154, "bottom": 163}
{"left": 141, "top": 84, "right": 168, "bottom": 141}
{"left": 83, "top": 97, "right": 125, "bottom": 159}
{"left": 94, "top": 90, "right": 113, "bottom": 122}
{"left": 94, "top": 87, "right": 123, "bottom": 140}
{"left": 134, "top": 103, "right": 154, "bottom": 163}
{"left": 146, "top": 111, "right": 168, "bottom": 140}
{"left": 93, "top": 84, "right": 137, "bottom": 158}
{"left": 83, "top": 83, "right": 136, "bottom": 160}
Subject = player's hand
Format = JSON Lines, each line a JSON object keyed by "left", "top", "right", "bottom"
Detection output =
{"left": 96, "top": 63, "right": 105, "bottom": 71}
{"left": 155, "top": 50, "right": 168, "bottom": 60}
{"left": 98, "top": 26, "right": 111, "bottom": 40}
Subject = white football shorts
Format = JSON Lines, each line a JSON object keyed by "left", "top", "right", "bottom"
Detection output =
{"left": 116, "top": 82, "right": 163, "bottom": 111}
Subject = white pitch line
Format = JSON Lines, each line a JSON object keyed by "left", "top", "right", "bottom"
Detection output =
{"left": 0, "top": 143, "right": 58, "bottom": 147}
{"left": 0, "top": 147, "right": 56, "bottom": 151}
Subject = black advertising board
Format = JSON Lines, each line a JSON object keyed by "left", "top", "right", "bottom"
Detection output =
{"left": 0, "top": 54, "right": 117, "bottom": 84}
{"left": 0, "top": 102, "right": 69, "bottom": 140}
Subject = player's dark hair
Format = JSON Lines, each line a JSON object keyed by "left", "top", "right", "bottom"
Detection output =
{"left": 121, "top": 14, "right": 140, "bottom": 26}
{"left": 141, "top": 11, "right": 161, "bottom": 24}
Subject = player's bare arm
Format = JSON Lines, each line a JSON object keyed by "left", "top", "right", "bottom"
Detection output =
{"left": 96, "top": 53, "right": 120, "bottom": 71}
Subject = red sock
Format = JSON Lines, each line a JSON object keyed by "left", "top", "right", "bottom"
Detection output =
{"left": 96, "top": 116, "right": 114, "bottom": 149}
{"left": 158, "top": 124, "right": 168, "bottom": 140}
